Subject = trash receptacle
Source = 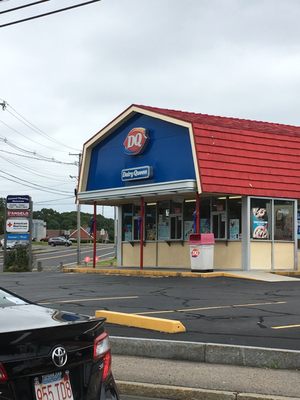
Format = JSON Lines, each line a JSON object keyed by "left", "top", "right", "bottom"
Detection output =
{"left": 189, "top": 233, "right": 215, "bottom": 272}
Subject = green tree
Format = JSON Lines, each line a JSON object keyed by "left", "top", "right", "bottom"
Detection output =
{"left": 0, "top": 197, "right": 5, "bottom": 235}
{"left": 33, "top": 208, "right": 62, "bottom": 229}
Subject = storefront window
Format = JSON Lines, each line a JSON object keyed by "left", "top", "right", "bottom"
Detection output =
{"left": 200, "top": 197, "right": 211, "bottom": 233}
{"left": 145, "top": 203, "right": 157, "bottom": 240}
{"left": 133, "top": 205, "right": 141, "bottom": 240}
{"left": 122, "top": 204, "right": 133, "bottom": 241}
{"left": 170, "top": 200, "right": 183, "bottom": 239}
{"left": 123, "top": 197, "right": 295, "bottom": 243}
{"left": 183, "top": 200, "right": 195, "bottom": 239}
{"left": 250, "top": 198, "right": 271, "bottom": 240}
{"left": 274, "top": 200, "right": 294, "bottom": 241}
{"left": 212, "top": 197, "right": 226, "bottom": 239}
{"left": 157, "top": 201, "right": 170, "bottom": 240}
{"left": 228, "top": 197, "right": 242, "bottom": 240}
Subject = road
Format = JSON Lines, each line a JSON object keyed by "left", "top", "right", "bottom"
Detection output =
{"left": 1, "top": 271, "right": 300, "bottom": 350}
{"left": 122, "top": 397, "right": 167, "bottom": 400}
{"left": 0, "top": 243, "right": 115, "bottom": 270}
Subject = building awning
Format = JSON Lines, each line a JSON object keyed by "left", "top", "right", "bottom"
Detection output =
{"left": 78, "top": 179, "right": 197, "bottom": 205}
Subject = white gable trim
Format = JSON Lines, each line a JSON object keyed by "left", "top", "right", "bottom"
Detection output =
{"left": 78, "top": 105, "right": 202, "bottom": 196}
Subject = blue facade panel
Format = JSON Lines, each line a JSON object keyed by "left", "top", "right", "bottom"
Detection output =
{"left": 86, "top": 113, "right": 196, "bottom": 191}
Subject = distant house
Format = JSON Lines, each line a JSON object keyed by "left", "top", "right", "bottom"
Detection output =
{"left": 47, "top": 229, "right": 68, "bottom": 238}
{"left": 69, "top": 227, "right": 93, "bottom": 241}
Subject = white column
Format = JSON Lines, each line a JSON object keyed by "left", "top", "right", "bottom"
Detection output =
{"left": 116, "top": 206, "right": 122, "bottom": 266}
{"left": 242, "top": 196, "right": 250, "bottom": 271}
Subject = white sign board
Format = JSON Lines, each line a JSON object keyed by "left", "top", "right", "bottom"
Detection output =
{"left": 7, "top": 202, "right": 30, "bottom": 210}
{"left": 6, "top": 219, "right": 29, "bottom": 233}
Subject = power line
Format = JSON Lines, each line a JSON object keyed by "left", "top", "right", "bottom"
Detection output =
{"left": 5, "top": 104, "right": 81, "bottom": 152}
{"left": 0, "top": 136, "right": 53, "bottom": 158}
{"left": 0, "top": 168, "right": 72, "bottom": 193}
{"left": 35, "top": 195, "right": 75, "bottom": 204}
{"left": 0, "top": 148, "right": 77, "bottom": 165}
{"left": 0, "top": 118, "right": 71, "bottom": 153}
{"left": 0, "top": 172, "right": 73, "bottom": 195}
{"left": 0, "top": 0, "right": 101, "bottom": 28}
{"left": 0, "top": 140, "right": 78, "bottom": 165}
{"left": 0, "top": 136, "right": 75, "bottom": 164}
{"left": 0, "top": 153, "right": 71, "bottom": 182}
{"left": 0, "top": 0, "right": 50, "bottom": 15}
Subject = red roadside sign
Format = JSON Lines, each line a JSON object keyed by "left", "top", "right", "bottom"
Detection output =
{"left": 7, "top": 210, "right": 30, "bottom": 217}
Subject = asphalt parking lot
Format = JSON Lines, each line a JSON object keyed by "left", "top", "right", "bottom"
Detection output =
{"left": 2, "top": 271, "right": 300, "bottom": 350}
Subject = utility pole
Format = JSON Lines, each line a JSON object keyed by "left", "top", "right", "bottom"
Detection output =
{"left": 0, "top": 101, "right": 7, "bottom": 110}
{"left": 69, "top": 153, "right": 81, "bottom": 265}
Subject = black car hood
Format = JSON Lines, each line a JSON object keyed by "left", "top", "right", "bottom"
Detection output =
{"left": 0, "top": 304, "right": 97, "bottom": 332}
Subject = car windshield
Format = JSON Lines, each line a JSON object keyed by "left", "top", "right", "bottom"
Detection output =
{"left": 0, "top": 289, "right": 28, "bottom": 307}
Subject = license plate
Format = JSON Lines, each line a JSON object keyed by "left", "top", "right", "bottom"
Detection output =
{"left": 34, "top": 371, "right": 74, "bottom": 400}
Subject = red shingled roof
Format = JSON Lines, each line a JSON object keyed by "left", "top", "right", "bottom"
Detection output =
{"left": 136, "top": 105, "right": 300, "bottom": 198}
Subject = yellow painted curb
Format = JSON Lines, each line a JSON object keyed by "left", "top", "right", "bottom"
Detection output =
{"left": 64, "top": 267, "right": 278, "bottom": 282}
{"left": 63, "top": 267, "right": 224, "bottom": 278}
{"left": 95, "top": 310, "right": 186, "bottom": 333}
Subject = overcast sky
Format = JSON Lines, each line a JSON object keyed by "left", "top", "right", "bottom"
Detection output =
{"left": 0, "top": 0, "right": 299, "bottom": 218}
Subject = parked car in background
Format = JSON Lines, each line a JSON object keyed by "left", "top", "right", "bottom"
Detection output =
{"left": 39, "top": 236, "right": 49, "bottom": 242}
{"left": 48, "top": 237, "right": 72, "bottom": 247}
{"left": 0, "top": 239, "right": 17, "bottom": 250}
{"left": 0, "top": 287, "right": 120, "bottom": 400}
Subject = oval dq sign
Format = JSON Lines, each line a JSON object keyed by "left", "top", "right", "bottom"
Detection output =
{"left": 123, "top": 127, "right": 149, "bottom": 155}
{"left": 191, "top": 248, "right": 200, "bottom": 258}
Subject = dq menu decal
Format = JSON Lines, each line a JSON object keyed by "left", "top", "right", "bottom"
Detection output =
{"left": 252, "top": 207, "right": 269, "bottom": 239}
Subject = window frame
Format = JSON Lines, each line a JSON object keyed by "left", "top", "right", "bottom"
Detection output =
{"left": 249, "top": 197, "right": 296, "bottom": 243}
{"left": 145, "top": 202, "right": 157, "bottom": 241}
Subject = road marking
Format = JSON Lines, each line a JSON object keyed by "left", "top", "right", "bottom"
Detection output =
{"left": 36, "top": 245, "right": 114, "bottom": 256}
{"left": 272, "top": 324, "right": 300, "bottom": 330}
{"left": 135, "top": 301, "right": 286, "bottom": 315}
{"left": 90, "top": 251, "right": 115, "bottom": 259}
{"left": 61, "top": 252, "right": 115, "bottom": 266}
{"left": 38, "top": 295, "right": 138, "bottom": 305}
{"left": 36, "top": 250, "right": 115, "bottom": 262}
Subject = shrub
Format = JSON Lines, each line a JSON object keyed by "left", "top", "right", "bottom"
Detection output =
{"left": 4, "top": 245, "right": 33, "bottom": 272}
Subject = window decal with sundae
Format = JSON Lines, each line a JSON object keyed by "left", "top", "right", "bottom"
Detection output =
{"left": 252, "top": 207, "right": 269, "bottom": 239}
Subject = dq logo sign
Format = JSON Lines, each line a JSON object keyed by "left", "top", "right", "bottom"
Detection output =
{"left": 191, "top": 248, "right": 200, "bottom": 258}
{"left": 123, "top": 128, "right": 149, "bottom": 155}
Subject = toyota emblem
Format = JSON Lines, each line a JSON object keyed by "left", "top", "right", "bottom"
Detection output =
{"left": 51, "top": 346, "right": 67, "bottom": 368}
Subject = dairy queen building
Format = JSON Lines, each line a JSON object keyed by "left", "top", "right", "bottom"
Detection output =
{"left": 77, "top": 105, "right": 300, "bottom": 272}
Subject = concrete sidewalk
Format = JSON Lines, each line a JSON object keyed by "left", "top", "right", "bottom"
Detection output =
{"left": 111, "top": 337, "right": 300, "bottom": 400}
{"left": 114, "top": 355, "right": 300, "bottom": 400}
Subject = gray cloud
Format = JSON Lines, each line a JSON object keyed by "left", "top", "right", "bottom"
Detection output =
{"left": 0, "top": 0, "right": 299, "bottom": 213}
